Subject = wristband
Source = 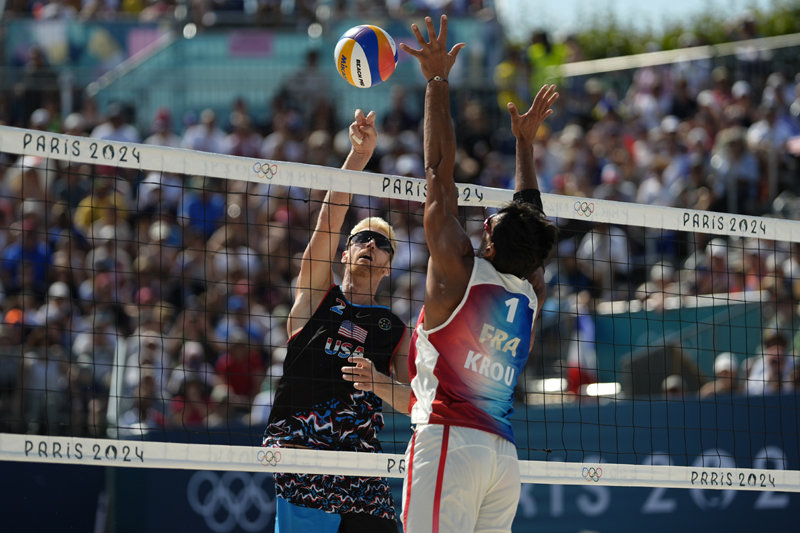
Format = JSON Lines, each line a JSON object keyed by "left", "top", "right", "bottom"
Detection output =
{"left": 427, "top": 75, "right": 448, "bottom": 83}
{"left": 513, "top": 188, "right": 544, "bottom": 213}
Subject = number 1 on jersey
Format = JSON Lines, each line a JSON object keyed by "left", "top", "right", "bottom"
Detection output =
{"left": 504, "top": 298, "right": 519, "bottom": 323}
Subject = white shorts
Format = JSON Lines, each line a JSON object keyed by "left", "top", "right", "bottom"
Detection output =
{"left": 401, "top": 424, "right": 520, "bottom": 533}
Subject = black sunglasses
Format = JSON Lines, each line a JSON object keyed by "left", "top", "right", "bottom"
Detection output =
{"left": 348, "top": 230, "right": 394, "bottom": 257}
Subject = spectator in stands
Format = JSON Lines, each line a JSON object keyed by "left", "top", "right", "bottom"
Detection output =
{"left": 699, "top": 352, "right": 742, "bottom": 399}
{"left": 168, "top": 228, "right": 210, "bottom": 304}
{"left": 1, "top": 211, "right": 52, "bottom": 297}
{"left": 222, "top": 111, "right": 263, "bottom": 157}
{"left": 635, "top": 261, "right": 677, "bottom": 310}
{"left": 710, "top": 126, "right": 760, "bottom": 214}
{"left": 167, "top": 340, "right": 219, "bottom": 397}
{"left": 181, "top": 108, "right": 226, "bottom": 153}
{"left": 213, "top": 294, "right": 268, "bottom": 348}
{"left": 260, "top": 107, "right": 305, "bottom": 162}
{"left": 746, "top": 329, "right": 795, "bottom": 396}
{"left": 118, "top": 373, "right": 166, "bottom": 437}
{"left": 205, "top": 383, "right": 237, "bottom": 428}
{"left": 576, "top": 223, "right": 631, "bottom": 300}
{"left": 747, "top": 101, "right": 795, "bottom": 155}
{"left": 72, "top": 308, "right": 118, "bottom": 385}
{"left": 17, "top": 45, "right": 59, "bottom": 126}
{"left": 23, "top": 345, "right": 70, "bottom": 434}
{"left": 214, "top": 328, "right": 265, "bottom": 413}
{"left": 90, "top": 102, "right": 141, "bottom": 143}
{"left": 0, "top": 320, "right": 24, "bottom": 432}
{"left": 668, "top": 76, "right": 699, "bottom": 120}
{"left": 69, "top": 352, "right": 108, "bottom": 437}
{"left": 169, "top": 375, "right": 210, "bottom": 428}
{"left": 125, "top": 329, "right": 171, "bottom": 397}
{"left": 137, "top": 171, "right": 182, "bottom": 216}
{"left": 565, "top": 290, "right": 598, "bottom": 394}
{"left": 51, "top": 162, "right": 92, "bottom": 209}
{"left": 144, "top": 107, "right": 182, "bottom": 147}
{"left": 178, "top": 176, "right": 226, "bottom": 239}
{"left": 164, "top": 304, "right": 215, "bottom": 363}
{"left": 249, "top": 374, "right": 276, "bottom": 427}
{"left": 662, "top": 374, "right": 686, "bottom": 400}
{"left": 73, "top": 176, "right": 130, "bottom": 236}
{"left": 382, "top": 85, "right": 419, "bottom": 135}
{"left": 35, "top": 281, "right": 88, "bottom": 347}
{"left": 280, "top": 49, "right": 328, "bottom": 124}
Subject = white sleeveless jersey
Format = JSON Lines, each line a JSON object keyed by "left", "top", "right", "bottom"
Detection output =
{"left": 408, "top": 258, "right": 537, "bottom": 443}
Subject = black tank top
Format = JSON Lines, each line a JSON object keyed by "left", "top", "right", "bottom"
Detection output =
{"left": 268, "top": 285, "right": 405, "bottom": 427}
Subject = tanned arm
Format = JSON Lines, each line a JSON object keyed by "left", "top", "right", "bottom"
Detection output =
{"left": 399, "top": 15, "right": 469, "bottom": 329}
{"left": 507, "top": 84, "right": 559, "bottom": 345}
{"left": 286, "top": 109, "right": 377, "bottom": 337}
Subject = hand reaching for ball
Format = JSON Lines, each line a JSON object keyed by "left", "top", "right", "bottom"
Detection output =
{"left": 348, "top": 109, "right": 377, "bottom": 157}
{"left": 399, "top": 15, "right": 465, "bottom": 83}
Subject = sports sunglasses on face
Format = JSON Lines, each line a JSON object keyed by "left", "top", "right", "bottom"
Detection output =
{"left": 348, "top": 230, "right": 394, "bottom": 257}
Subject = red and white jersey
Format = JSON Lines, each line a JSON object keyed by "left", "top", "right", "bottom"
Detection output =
{"left": 408, "top": 258, "right": 537, "bottom": 443}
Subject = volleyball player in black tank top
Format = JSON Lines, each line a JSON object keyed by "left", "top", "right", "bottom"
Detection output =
{"left": 262, "top": 109, "right": 410, "bottom": 533}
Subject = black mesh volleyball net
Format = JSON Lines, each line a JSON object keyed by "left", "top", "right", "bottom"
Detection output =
{"left": 0, "top": 124, "right": 799, "bottom": 492}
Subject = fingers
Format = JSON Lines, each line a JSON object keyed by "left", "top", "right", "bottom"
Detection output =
{"left": 449, "top": 42, "right": 466, "bottom": 60}
{"left": 424, "top": 16, "right": 437, "bottom": 43}
{"left": 398, "top": 42, "right": 421, "bottom": 57}
{"left": 350, "top": 109, "right": 376, "bottom": 146}
{"left": 349, "top": 125, "right": 363, "bottom": 145}
{"left": 409, "top": 22, "right": 426, "bottom": 46}
{"left": 507, "top": 101, "right": 519, "bottom": 119}
{"left": 535, "top": 84, "right": 559, "bottom": 109}
{"left": 343, "top": 357, "right": 373, "bottom": 390}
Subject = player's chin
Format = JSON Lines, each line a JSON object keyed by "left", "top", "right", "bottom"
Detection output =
{"left": 351, "top": 260, "right": 381, "bottom": 272}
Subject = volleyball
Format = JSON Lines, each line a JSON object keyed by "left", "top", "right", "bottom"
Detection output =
{"left": 334, "top": 25, "right": 398, "bottom": 88}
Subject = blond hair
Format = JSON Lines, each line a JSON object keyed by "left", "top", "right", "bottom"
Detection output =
{"left": 348, "top": 216, "right": 397, "bottom": 259}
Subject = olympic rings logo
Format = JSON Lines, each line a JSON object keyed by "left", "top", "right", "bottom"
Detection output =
{"left": 257, "top": 449, "right": 282, "bottom": 467}
{"left": 574, "top": 201, "right": 595, "bottom": 217}
{"left": 186, "top": 471, "right": 275, "bottom": 533}
{"left": 582, "top": 466, "right": 603, "bottom": 482}
{"left": 253, "top": 162, "right": 279, "bottom": 180}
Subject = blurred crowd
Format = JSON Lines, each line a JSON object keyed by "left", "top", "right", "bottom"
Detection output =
{"left": 2, "top": 10, "right": 800, "bottom": 439}
{"left": 2, "top": 0, "right": 489, "bottom": 28}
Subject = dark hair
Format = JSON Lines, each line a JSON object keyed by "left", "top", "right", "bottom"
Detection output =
{"left": 490, "top": 201, "right": 557, "bottom": 278}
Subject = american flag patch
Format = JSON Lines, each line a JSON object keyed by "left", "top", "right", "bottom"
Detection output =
{"left": 338, "top": 320, "right": 367, "bottom": 343}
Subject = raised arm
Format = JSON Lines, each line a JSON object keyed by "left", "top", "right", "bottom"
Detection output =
{"left": 399, "top": 15, "right": 471, "bottom": 328}
{"left": 507, "top": 84, "right": 558, "bottom": 194}
{"left": 507, "top": 85, "right": 559, "bottom": 340}
{"left": 286, "top": 110, "right": 377, "bottom": 337}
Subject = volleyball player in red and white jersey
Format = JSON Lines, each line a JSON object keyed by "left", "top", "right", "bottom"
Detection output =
{"left": 399, "top": 15, "right": 557, "bottom": 533}
{"left": 344, "top": 16, "right": 558, "bottom": 533}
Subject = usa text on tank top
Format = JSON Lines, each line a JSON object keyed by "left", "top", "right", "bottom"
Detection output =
{"left": 269, "top": 285, "right": 405, "bottom": 423}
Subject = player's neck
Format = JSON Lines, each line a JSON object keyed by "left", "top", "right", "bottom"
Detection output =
{"left": 341, "top": 271, "right": 379, "bottom": 306}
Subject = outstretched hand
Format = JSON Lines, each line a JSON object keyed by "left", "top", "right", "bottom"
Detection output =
{"left": 348, "top": 109, "right": 377, "bottom": 157}
{"left": 508, "top": 84, "right": 559, "bottom": 146}
{"left": 398, "top": 15, "right": 465, "bottom": 82}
